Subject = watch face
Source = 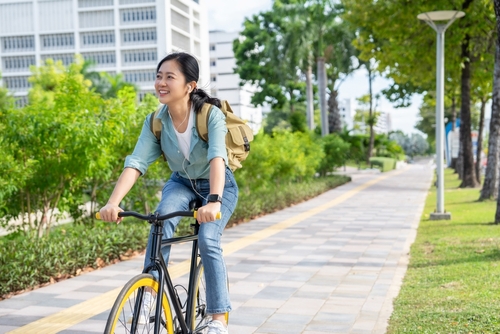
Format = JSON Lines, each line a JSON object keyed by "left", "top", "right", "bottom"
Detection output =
{"left": 207, "top": 194, "right": 222, "bottom": 203}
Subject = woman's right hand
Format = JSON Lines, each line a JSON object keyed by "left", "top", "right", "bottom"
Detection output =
{"left": 99, "top": 203, "right": 124, "bottom": 224}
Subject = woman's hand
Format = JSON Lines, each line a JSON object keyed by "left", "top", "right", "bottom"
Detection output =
{"left": 196, "top": 202, "right": 222, "bottom": 223}
{"left": 99, "top": 203, "right": 124, "bottom": 224}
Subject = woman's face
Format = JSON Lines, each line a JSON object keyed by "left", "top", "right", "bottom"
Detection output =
{"left": 155, "top": 60, "right": 192, "bottom": 105}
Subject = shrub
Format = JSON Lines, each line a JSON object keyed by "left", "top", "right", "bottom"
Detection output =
{"left": 0, "top": 220, "right": 149, "bottom": 296}
{"left": 317, "top": 134, "right": 351, "bottom": 176}
{"left": 369, "top": 157, "right": 396, "bottom": 172}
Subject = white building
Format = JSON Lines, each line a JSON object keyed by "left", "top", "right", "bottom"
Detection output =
{"left": 374, "top": 111, "right": 392, "bottom": 134}
{"left": 338, "top": 98, "right": 354, "bottom": 130}
{"left": 0, "top": 0, "right": 209, "bottom": 105}
{"left": 209, "top": 30, "right": 262, "bottom": 132}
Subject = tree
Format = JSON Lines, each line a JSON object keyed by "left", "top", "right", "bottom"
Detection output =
{"left": 493, "top": 0, "right": 500, "bottom": 223}
{"left": 343, "top": 0, "right": 495, "bottom": 187}
{"left": 355, "top": 93, "right": 381, "bottom": 162}
{"left": 389, "top": 131, "right": 429, "bottom": 158}
{"left": 482, "top": 49, "right": 500, "bottom": 200}
{"left": 233, "top": 11, "right": 306, "bottom": 111}
{"left": 323, "top": 17, "right": 359, "bottom": 133}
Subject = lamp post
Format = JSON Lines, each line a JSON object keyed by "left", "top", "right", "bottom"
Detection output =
{"left": 417, "top": 10, "right": 465, "bottom": 220}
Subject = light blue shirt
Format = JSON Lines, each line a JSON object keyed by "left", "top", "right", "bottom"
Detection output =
{"left": 124, "top": 104, "right": 228, "bottom": 179}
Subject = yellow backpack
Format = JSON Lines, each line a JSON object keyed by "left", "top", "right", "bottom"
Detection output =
{"left": 149, "top": 101, "right": 253, "bottom": 171}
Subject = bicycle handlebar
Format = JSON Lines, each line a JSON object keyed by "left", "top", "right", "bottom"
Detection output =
{"left": 95, "top": 210, "right": 222, "bottom": 221}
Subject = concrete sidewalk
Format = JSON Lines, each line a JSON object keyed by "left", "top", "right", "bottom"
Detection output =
{"left": 0, "top": 160, "right": 433, "bottom": 334}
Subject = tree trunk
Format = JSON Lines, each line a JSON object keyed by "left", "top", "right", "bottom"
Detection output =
{"left": 456, "top": 141, "right": 463, "bottom": 180}
{"left": 494, "top": 0, "right": 500, "bottom": 222}
{"left": 367, "top": 66, "right": 375, "bottom": 163}
{"left": 305, "top": 65, "right": 314, "bottom": 130}
{"left": 481, "top": 43, "right": 500, "bottom": 200}
{"left": 451, "top": 95, "right": 458, "bottom": 170}
{"left": 476, "top": 98, "right": 486, "bottom": 184}
{"left": 459, "top": 34, "right": 479, "bottom": 188}
{"left": 328, "top": 88, "right": 342, "bottom": 133}
{"left": 318, "top": 57, "right": 328, "bottom": 136}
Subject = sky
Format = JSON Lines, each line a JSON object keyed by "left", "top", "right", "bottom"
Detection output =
{"left": 207, "top": 0, "right": 423, "bottom": 135}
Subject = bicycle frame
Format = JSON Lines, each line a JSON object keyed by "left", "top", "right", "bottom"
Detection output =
{"left": 124, "top": 210, "right": 202, "bottom": 334}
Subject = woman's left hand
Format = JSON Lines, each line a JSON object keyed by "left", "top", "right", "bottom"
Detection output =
{"left": 196, "top": 202, "right": 222, "bottom": 223}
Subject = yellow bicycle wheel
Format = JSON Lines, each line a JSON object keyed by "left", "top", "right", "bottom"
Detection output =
{"left": 189, "top": 262, "right": 229, "bottom": 333}
{"left": 104, "top": 273, "right": 174, "bottom": 334}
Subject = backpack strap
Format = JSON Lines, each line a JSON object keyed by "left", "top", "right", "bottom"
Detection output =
{"left": 149, "top": 105, "right": 166, "bottom": 161}
{"left": 196, "top": 103, "right": 213, "bottom": 142}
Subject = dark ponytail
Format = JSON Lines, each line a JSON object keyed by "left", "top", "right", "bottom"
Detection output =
{"left": 190, "top": 88, "right": 221, "bottom": 113}
{"left": 157, "top": 52, "right": 221, "bottom": 113}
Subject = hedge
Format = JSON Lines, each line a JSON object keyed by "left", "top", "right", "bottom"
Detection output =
{"left": 369, "top": 157, "right": 396, "bottom": 172}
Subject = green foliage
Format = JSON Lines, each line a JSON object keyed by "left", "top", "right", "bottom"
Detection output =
{"left": 389, "top": 131, "right": 429, "bottom": 157}
{"left": 317, "top": 134, "right": 351, "bottom": 176}
{"left": 343, "top": 0, "right": 495, "bottom": 105}
{"left": 235, "top": 130, "right": 325, "bottom": 189}
{"left": 233, "top": 11, "right": 305, "bottom": 109}
{"left": 374, "top": 134, "right": 405, "bottom": 160}
{"left": 0, "top": 59, "right": 157, "bottom": 236}
{"left": 369, "top": 157, "right": 396, "bottom": 172}
{"left": 0, "top": 220, "right": 149, "bottom": 296}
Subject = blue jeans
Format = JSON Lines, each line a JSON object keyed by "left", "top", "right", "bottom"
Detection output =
{"left": 143, "top": 167, "right": 238, "bottom": 314}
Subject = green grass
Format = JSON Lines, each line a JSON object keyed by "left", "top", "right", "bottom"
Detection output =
{"left": 387, "top": 168, "right": 500, "bottom": 333}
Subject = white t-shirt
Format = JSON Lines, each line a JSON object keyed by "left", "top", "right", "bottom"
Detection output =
{"left": 173, "top": 109, "right": 194, "bottom": 160}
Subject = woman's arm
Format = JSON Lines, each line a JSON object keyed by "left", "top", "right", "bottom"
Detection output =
{"left": 196, "top": 157, "right": 225, "bottom": 223}
{"left": 99, "top": 167, "right": 141, "bottom": 223}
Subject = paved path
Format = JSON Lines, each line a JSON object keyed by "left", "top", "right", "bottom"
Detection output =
{"left": 0, "top": 160, "right": 433, "bottom": 334}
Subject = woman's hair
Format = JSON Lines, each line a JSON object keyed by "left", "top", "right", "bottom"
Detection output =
{"left": 156, "top": 52, "right": 221, "bottom": 113}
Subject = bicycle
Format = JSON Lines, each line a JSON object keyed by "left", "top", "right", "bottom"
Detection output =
{"left": 96, "top": 200, "right": 228, "bottom": 334}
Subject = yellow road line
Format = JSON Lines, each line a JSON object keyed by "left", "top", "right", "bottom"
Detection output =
{"left": 8, "top": 169, "right": 405, "bottom": 333}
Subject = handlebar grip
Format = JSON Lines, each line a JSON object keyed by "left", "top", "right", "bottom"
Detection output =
{"left": 193, "top": 211, "right": 222, "bottom": 220}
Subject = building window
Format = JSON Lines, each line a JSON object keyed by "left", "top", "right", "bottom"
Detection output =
{"left": 211, "top": 60, "right": 216, "bottom": 66}
{"left": 120, "top": 7, "right": 156, "bottom": 24}
{"left": 210, "top": 44, "right": 216, "bottom": 51}
{"left": 120, "top": 0, "right": 155, "bottom": 4}
{"left": 2, "top": 56, "right": 36, "bottom": 73}
{"left": 121, "top": 28, "right": 157, "bottom": 45}
{"left": 81, "top": 31, "right": 115, "bottom": 48}
{"left": 123, "top": 70, "right": 156, "bottom": 83}
{"left": 138, "top": 90, "right": 155, "bottom": 102}
{"left": 40, "top": 33, "right": 75, "bottom": 51}
{"left": 1, "top": 36, "right": 35, "bottom": 53}
{"left": 41, "top": 53, "right": 75, "bottom": 66}
{"left": 78, "top": 0, "right": 113, "bottom": 7}
{"left": 15, "top": 96, "right": 29, "bottom": 108}
{"left": 4, "top": 76, "right": 31, "bottom": 91}
{"left": 211, "top": 76, "right": 216, "bottom": 82}
{"left": 82, "top": 51, "right": 116, "bottom": 67}
{"left": 122, "top": 49, "right": 157, "bottom": 66}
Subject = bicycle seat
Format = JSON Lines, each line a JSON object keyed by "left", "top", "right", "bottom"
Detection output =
{"left": 189, "top": 199, "right": 202, "bottom": 211}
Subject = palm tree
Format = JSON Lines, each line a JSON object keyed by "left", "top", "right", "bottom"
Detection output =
{"left": 279, "top": 0, "right": 342, "bottom": 136}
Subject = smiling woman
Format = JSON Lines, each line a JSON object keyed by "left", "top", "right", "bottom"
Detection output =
{"left": 99, "top": 52, "right": 238, "bottom": 333}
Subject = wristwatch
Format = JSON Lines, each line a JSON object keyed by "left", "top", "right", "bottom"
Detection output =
{"left": 207, "top": 194, "right": 223, "bottom": 204}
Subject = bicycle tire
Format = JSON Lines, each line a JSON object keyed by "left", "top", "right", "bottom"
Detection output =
{"left": 189, "top": 262, "right": 229, "bottom": 333}
{"left": 104, "top": 273, "right": 174, "bottom": 334}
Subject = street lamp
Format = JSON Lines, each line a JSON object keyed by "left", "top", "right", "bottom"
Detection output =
{"left": 417, "top": 10, "right": 465, "bottom": 220}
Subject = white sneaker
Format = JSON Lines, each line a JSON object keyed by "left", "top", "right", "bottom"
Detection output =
{"left": 127, "top": 291, "right": 154, "bottom": 325}
{"left": 207, "top": 320, "right": 228, "bottom": 334}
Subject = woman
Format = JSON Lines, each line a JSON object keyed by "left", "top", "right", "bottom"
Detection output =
{"left": 99, "top": 52, "right": 237, "bottom": 334}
